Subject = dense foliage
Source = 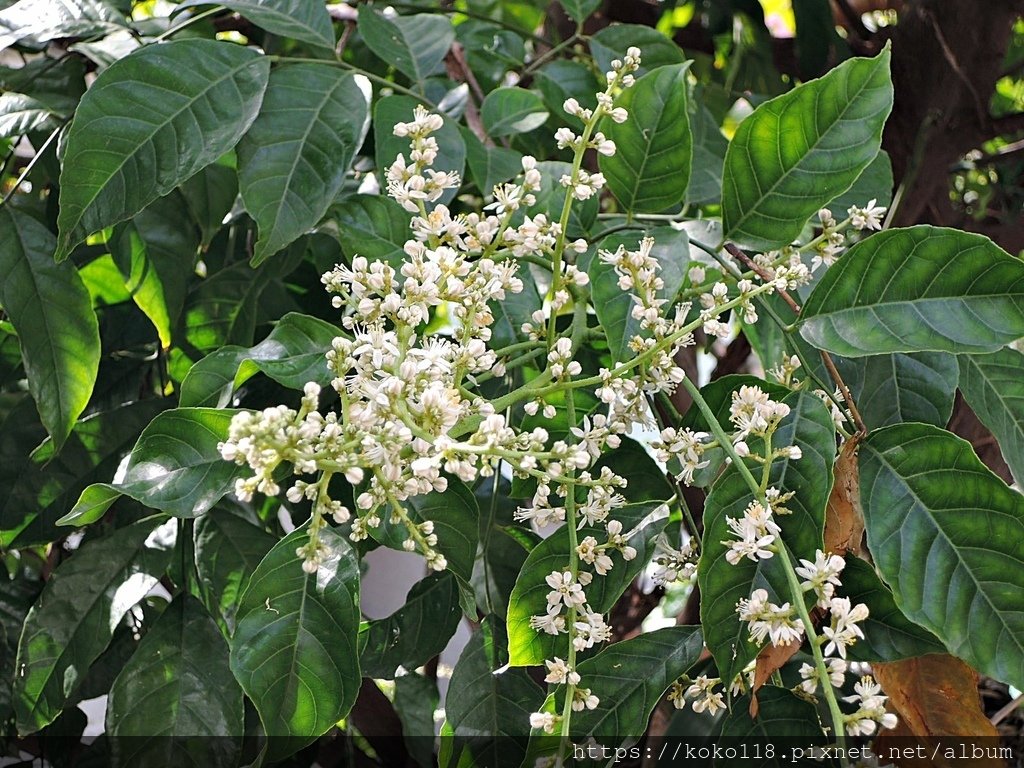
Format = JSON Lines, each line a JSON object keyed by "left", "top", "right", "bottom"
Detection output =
{"left": 1, "top": 1, "right": 1023, "bottom": 767}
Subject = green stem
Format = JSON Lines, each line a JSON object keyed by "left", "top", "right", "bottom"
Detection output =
{"left": 270, "top": 56, "right": 434, "bottom": 105}
{"left": 678, "top": 376, "right": 849, "bottom": 752}
{"left": 555, "top": 385, "right": 579, "bottom": 767}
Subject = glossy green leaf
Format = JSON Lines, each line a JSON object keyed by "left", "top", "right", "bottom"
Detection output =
{"left": 533, "top": 59, "right": 598, "bottom": 117}
{"left": 508, "top": 502, "right": 669, "bottom": 666}
{"left": 0, "top": 0, "right": 125, "bottom": 52}
{"left": 358, "top": 7, "right": 454, "bottom": 88}
{"left": 524, "top": 160, "right": 597, "bottom": 238}
{"left": 176, "top": 0, "right": 335, "bottom": 48}
{"left": 488, "top": 259, "right": 541, "bottom": 350}
{"left": 182, "top": 261, "right": 274, "bottom": 354}
{"left": 0, "top": 206, "right": 100, "bottom": 450}
{"left": 374, "top": 94, "right": 466, "bottom": 207}
{"left": 589, "top": 25, "right": 686, "bottom": 78}
{"left": 839, "top": 556, "right": 945, "bottom": 663}
{"left": 394, "top": 673, "right": 439, "bottom": 768}
{"left": 360, "top": 572, "right": 461, "bottom": 678}
{"left": 179, "top": 164, "right": 237, "bottom": 247}
{"left": 859, "top": 423, "right": 1024, "bottom": 689}
{"left": 1, "top": 398, "right": 167, "bottom": 549}
{"left": 958, "top": 347, "right": 1024, "bottom": 487}
{"left": 825, "top": 149, "right": 893, "bottom": 220}
{"left": 834, "top": 352, "right": 958, "bottom": 430}
{"left": 570, "top": 626, "right": 704, "bottom": 741}
{"left": 0, "top": 93, "right": 58, "bottom": 138}
{"left": 376, "top": 479, "right": 480, "bottom": 586}
{"left": 481, "top": 87, "right": 549, "bottom": 137}
{"left": 600, "top": 63, "right": 692, "bottom": 212}
{"left": 55, "top": 39, "right": 269, "bottom": 259}
{"left": 332, "top": 194, "right": 412, "bottom": 273}
{"left": 13, "top": 518, "right": 176, "bottom": 734}
{"left": 589, "top": 227, "right": 689, "bottom": 363}
{"left": 193, "top": 507, "right": 277, "bottom": 632}
{"left": 106, "top": 594, "right": 243, "bottom": 768}
{"left": 718, "top": 687, "right": 826, "bottom": 764}
{"left": 180, "top": 312, "right": 339, "bottom": 408}
{"left": 230, "top": 526, "right": 361, "bottom": 759}
{"left": 108, "top": 191, "right": 199, "bottom": 348}
{"left": 463, "top": 128, "right": 523, "bottom": 196}
{"left": 61, "top": 408, "right": 246, "bottom": 523}
{"left": 560, "top": 0, "right": 601, "bottom": 23}
{"left": 0, "top": 576, "right": 42, "bottom": 724}
{"left": 687, "top": 97, "right": 728, "bottom": 204}
{"left": 800, "top": 226, "right": 1024, "bottom": 357}
{"left": 445, "top": 621, "right": 544, "bottom": 768}
{"left": 721, "top": 47, "right": 892, "bottom": 250}
{"left": 698, "top": 390, "right": 836, "bottom": 683}
{"left": 0, "top": 55, "right": 84, "bottom": 116}
{"left": 238, "top": 66, "right": 370, "bottom": 265}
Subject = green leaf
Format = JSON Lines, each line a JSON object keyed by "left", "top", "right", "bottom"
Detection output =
{"left": 825, "top": 149, "right": 893, "bottom": 220}
{"left": 55, "top": 39, "right": 270, "bottom": 259}
{"left": 488, "top": 258, "right": 541, "bottom": 350}
{"left": 589, "top": 227, "right": 689, "bottom": 363}
{"left": 533, "top": 60, "right": 598, "bottom": 117}
{"left": 179, "top": 164, "right": 237, "bottom": 248}
{"left": 360, "top": 572, "right": 461, "bottom": 679}
{"left": 0, "top": 0, "right": 125, "bottom": 52}
{"left": 1, "top": 398, "right": 167, "bottom": 549}
{"left": 0, "top": 52, "right": 85, "bottom": 116}
{"left": 599, "top": 63, "right": 692, "bottom": 212}
{"left": 589, "top": 25, "right": 686, "bottom": 78}
{"left": 108, "top": 191, "right": 199, "bottom": 348}
{"left": 394, "top": 673, "right": 439, "bottom": 768}
{"left": 687, "top": 97, "right": 728, "bottom": 204}
{"left": 182, "top": 261, "right": 274, "bottom": 354}
{"left": 445, "top": 621, "right": 545, "bottom": 768}
{"left": 374, "top": 94, "right": 466, "bottom": 208}
{"left": 194, "top": 507, "right": 277, "bottom": 632}
{"left": 834, "top": 352, "right": 958, "bottom": 430}
{"left": 560, "top": 0, "right": 601, "bottom": 23}
{"left": 839, "top": 556, "right": 945, "bottom": 663}
{"left": 358, "top": 7, "right": 454, "bottom": 89}
{"left": 13, "top": 518, "right": 176, "bottom": 735}
{"left": 0, "top": 206, "right": 100, "bottom": 450}
{"left": 375, "top": 479, "right": 480, "bottom": 587}
{"left": 481, "top": 87, "right": 549, "bottom": 137}
{"left": 0, "top": 576, "right": 42, "bottom": 724}
{"left": 524, "top": 160, "right": 597, "bottom": 238}
{"left": 332, "top": 194, "right": 412, "bottom": 273}
{"left": 463, "top": 128, "right": 523, "bottom": 196}
{"left": 721, "top": 47, "right": 892, "bottom": 250}
{"left": 958, "top": 347, "right": 1024, "bottom": 487}
{"left": 61, "top": 408, "right": 246, "bottom": 523}
{"left": 800, "top": 226, "right": 1024, "bottom": 357}
{"left": 507, "top": 502, "right": 669, "bottom": 666}
{"left": 570, "top": 626, "right": 704, "bottom": 741}
{"left": 176, "top": 0, "right": 335, "bottom": 49}
{"left": 106, "top": 594, "right": 244, "bottom": 768}
{"left": 0, "top": 92, "right": 59, "bottom": 138}
{"left": 180, "top": 312, "right": 339, "bottom": 408}
{"left": 698, "top": 390, "right": 836, "bottom": 683}
{"left": 718, "top": 687, "right": 826, "bottom": 764}
{"left": 239, "top": 66, "right": 370, "bottom": 265}
{"left": 230, "top": 526, "right": 361, "bottom": 760}
{"left": 859, "top": 423, "right": 1024, "bottom": 690}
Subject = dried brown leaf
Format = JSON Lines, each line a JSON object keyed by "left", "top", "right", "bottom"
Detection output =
{"left": 824, "top": 436, "right": 865, "bottom": 555}
{"left": 873, "top": 654, "right": 1004, "bottom": 768}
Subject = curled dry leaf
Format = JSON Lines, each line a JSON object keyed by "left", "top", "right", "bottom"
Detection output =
{"left": 824, "top": 435, "right": 865, "bottom": 555}
{"left": 873, "top": 654, "right": 1003, "bottom": 768}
